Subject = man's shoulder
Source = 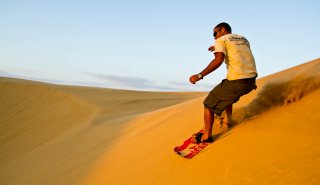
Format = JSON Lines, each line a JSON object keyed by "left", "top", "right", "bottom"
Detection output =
{"left": 223, "top": 34, "right": 250, "bottom": 47}
{"left": 222, "top": 34, "right": 246, "bottom": 40}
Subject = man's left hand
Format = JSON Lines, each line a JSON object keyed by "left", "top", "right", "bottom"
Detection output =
{"left": 208, "top": 46, "right": 215, "bottom": 52}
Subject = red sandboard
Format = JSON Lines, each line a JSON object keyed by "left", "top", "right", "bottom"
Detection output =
{"left": 174, "top": 130, "right": 211, "bottom": 159}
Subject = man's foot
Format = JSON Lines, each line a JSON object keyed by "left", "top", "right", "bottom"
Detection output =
{"left": 194, "top": 133, "right": 213, "bottom": 143}
{"left": 201, "top": 135, "right": 213, "bottom": 143}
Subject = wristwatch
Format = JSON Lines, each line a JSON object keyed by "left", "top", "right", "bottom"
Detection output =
{"left": 197, "top": 73, "right": 203, "bottom": 79}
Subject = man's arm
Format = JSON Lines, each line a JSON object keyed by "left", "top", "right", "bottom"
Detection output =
{"left": 189, "top": 52, "right": 225, "bottom": 84}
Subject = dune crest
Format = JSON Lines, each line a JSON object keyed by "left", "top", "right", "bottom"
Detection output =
{"left": 0, "top": 78, "right": 98, "bottom": 161}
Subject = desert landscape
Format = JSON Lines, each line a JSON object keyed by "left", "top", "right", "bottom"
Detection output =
{"left": 1, "top": 58, "right": 319, "bottom": 185}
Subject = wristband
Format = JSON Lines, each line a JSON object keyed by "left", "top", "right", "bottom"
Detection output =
{"left": 197, "top": 73, "right": 203, "bottom": 79}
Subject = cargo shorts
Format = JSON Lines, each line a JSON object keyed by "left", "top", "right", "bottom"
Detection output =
{"left": 203, "top": 77, "right": 257, "bottom": 116}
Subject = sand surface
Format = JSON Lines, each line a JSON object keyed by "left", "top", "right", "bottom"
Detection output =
{"left": 1, "top": 58, "right": 319, "bottom": 185}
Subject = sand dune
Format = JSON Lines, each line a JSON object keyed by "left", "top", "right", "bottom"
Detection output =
{"left": 1, "top": 58, "right": 319, "bottom": 185}
{"left": 0, "top": 77, "right": 203, "bottom": 185}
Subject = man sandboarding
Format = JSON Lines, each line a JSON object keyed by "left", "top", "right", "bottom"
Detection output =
{"left": 175, "top": 22, "right": 258, "bottom": 158}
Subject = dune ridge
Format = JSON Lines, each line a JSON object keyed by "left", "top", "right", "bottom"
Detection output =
{"left": 0, "top": 78, "right": 99, "bottom": 161}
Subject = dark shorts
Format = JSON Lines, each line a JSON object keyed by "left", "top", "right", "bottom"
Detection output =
{"left": 203, "top": 77, "right": 257, "bottom": 116}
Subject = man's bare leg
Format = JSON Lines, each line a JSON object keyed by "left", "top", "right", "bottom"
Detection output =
{"left": 202, "top": 107, "right": 215, "bottom": 141}
{"left": 225, "top": 104, "right": 233, "bottom": 127}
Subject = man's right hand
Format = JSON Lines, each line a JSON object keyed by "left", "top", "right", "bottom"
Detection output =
{"left": 189, "top": 74, "right": 201, "bottom": 84}
{"left": 208, "top": 46, "right": 215, "bottom": 52}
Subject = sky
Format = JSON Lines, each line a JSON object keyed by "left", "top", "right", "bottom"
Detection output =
{"left": 0, "top": 0, "right": 319, "bottom": 91}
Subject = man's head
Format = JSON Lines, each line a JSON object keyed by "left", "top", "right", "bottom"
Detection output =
{"left": 213, "top": 22, "right": 232, "bottom": 39}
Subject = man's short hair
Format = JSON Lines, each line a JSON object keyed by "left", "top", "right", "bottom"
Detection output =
{"left": 215, "top": 22, "right": 232, "bottom": 33}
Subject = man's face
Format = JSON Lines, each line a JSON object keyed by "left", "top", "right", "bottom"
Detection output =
{"left": 213, "top": 27, "right": 223, "bottom": 40}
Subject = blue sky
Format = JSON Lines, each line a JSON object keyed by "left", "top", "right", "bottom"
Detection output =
{"left": 0, "top": 0, "right": 319, "bottom": 91}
